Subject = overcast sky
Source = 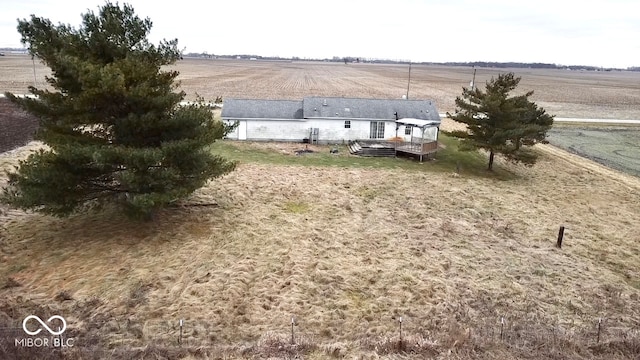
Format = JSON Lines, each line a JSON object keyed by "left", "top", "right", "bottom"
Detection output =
{"left": 1, "top": 0, "right": 639, "bottom": 68}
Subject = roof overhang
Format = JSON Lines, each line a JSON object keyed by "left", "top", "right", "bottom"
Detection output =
{"left": 305, "top": 116, "right": 397, "bottom": 121}
{"left": 396, "top": 118, "right": 441, "bottom": 128}
{"left": 221, "top": 117, "right": 305, "bottom": 121}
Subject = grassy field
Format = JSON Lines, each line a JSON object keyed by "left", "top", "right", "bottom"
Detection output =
{"left": 2, "top": 134, "right": 640, "bottom": 358}
{"left": 208, "top": 135, "right": 513, "bottom": 179}
{"left": 1, "top": 55, "right": 640, "bottom": 359}
{"left": 547, "top": 126, "right": 640, "bottom": 177}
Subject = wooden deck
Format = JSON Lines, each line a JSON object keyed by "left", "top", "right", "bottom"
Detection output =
{"left": 348, "top": 141, "right": 395, "bottom": 157}
{"left": 395, "top": 141, "right": 439, "bottom": 160}
{"left": 349, "top": 140, "right": 439, "bottom": 161}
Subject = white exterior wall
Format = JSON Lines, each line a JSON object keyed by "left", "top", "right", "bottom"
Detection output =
{"left": 223, "top": 120, "right": 249, "bottom": 140}
{"left": 238, "top": 121, "right": 247, "bottom": 140}
{"left": 224, "top": 120, "right": 239, "bottom": 139}
{"left": 246, "top": 120, "right": 308, "bottom": 140}
{"left": 307, "top": 119, "right": 397, "bottom": 142}
{"left": 401, "top": 125, "right": 413, "bottom": 142}
{"left": 223, "top": 118, "right": 409, "bottom": 143}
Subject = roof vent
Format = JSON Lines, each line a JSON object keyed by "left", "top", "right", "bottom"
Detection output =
{"left": 322, "top": 99, "right": 328, "bottom": 106}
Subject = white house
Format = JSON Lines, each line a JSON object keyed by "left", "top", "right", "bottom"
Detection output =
{"left": 222, "top": 97, "right": 441, "bottom": 145}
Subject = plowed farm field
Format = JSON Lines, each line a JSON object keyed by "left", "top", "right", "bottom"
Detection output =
{"left": 3, "top": 54, "right": 640, "bottom": 119}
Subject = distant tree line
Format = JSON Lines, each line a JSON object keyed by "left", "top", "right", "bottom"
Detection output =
{"left": 0, "top": 47, "right": 28, "bottom": 52}
{"left": 183, "top": 53, "right": 294, "bottom": 61}
{"left": 423, "top": 61, "right": 627, "bottom": 71}
{"left": 12, "top": 48, "right": 637, "bottom": 71}
{"left": 436, "top": 61, "right": 559, "bottom": 69}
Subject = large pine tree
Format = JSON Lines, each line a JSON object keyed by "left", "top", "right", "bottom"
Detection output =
{"left": 446, "top": 73, "right": 554, "bottom": 170}
{"left": 2, "top": 2, "right": 236, "bottom": 219}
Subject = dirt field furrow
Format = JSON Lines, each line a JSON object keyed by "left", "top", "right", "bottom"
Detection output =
{"left": 4, "top": 55, "right": 640, "bottom": 119}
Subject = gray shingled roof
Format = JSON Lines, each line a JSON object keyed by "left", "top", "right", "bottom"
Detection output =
{"left": 303, "top": 97, "right": 440, "bottom": 121}
{"left": 221, "top": 97, "right": 440, "bottom": 122}
{"left": 221, "top": 99, "right": 303, "bottom": 119}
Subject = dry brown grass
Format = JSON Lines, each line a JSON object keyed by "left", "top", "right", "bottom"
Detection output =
{"left": 2, "top": 53, "right": 640, "bottom": 358}
{"left": 1, "top": 138, "right": 639, "bottom": 358}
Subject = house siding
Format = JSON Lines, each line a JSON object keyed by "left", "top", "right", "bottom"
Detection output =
{"left": 225, "top": 120, "right": 238, "bottom": 139}
{"left": 306, "top": 119, "right": 395, "bottom": 142}
{"left": 224, "top": 118, "right": 401, "bottom": 143}
{"left": 221, "top": 97, "right": 440, "bottom": 144}
{"left": 246, "top": 120, "right": 308, "bottom": 141}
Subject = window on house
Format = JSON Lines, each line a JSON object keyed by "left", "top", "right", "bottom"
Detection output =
{"left": 344, "top": 120, "right": 351, "bottom": 129}
{"left": 369, "top": 121, "right": 385, "bottom": 139}
{"left": 405, "top": 126, "right": 412, "bottom": 135}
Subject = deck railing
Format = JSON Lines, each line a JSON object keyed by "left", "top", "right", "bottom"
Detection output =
{"left": 395, "top": 140, "right": 438, "bottom": 154}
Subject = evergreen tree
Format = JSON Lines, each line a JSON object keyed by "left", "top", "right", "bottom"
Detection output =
{"left": 446, "top": 73, "right": 554, "bottom": 170}
{"left": 2, "top": 2, "right": 236, "bottom": 219}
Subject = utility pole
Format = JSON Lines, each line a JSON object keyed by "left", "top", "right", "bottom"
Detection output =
{"left": 406, "top": 62, "right": 412, "bottom": 99}
{"left": 470, "top": 67, "right": 476, "bottom": 91}
{"left": 32, "top": 55, "right": 37, "bottom": 87}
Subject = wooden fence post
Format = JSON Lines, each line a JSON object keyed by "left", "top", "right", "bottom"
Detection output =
{"left": 557, "top": 226, "right": 565, "bottom": 248}
{"left": 291, "top": 317, "right": 295, "bottom": 345}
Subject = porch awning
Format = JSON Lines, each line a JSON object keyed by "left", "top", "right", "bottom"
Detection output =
{"left": 396, "top": 118, "right": 441, "bottom": 128}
